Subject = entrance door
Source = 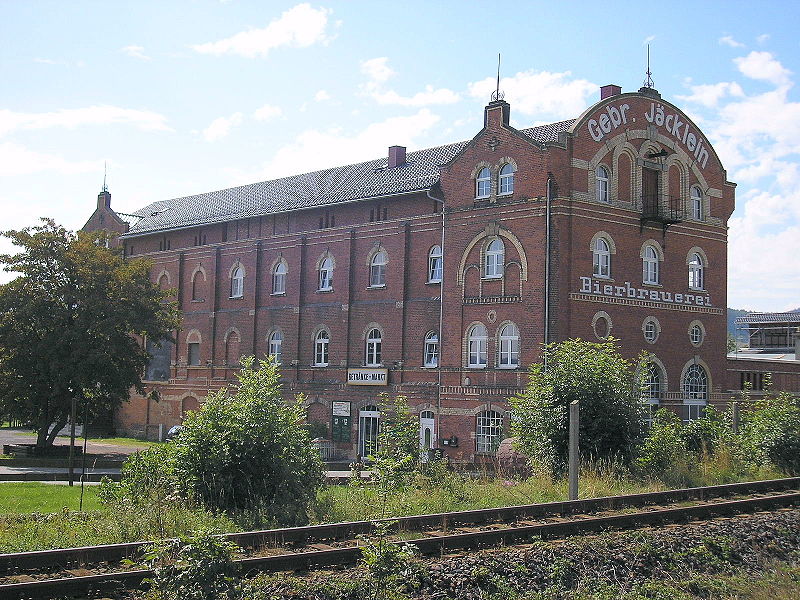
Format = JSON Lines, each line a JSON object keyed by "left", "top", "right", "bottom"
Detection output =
{"left": 358, "top": 405, "right": 380, "bottom": 460}
{"left": 419, "top": 410, "right": 435, "bottom": 450}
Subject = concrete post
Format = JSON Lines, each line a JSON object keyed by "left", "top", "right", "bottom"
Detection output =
{"left": 568, "top": 400, "right": 579, "bottom": 501}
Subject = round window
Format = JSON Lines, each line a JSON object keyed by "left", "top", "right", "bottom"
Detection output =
{"left": 593, "top": 316, "right": 610, "bottom": 339}
{"left": 643, "top": 319, "right": 660, "bottom": 343}
{"left": 690, "top": 324, "right": 704, "bottom": 346}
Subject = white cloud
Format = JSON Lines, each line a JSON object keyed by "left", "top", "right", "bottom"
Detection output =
{"left": 677, "top": 82, "right": 744, "bottom": 108}
{"left": 756, "top": 33, "right": 770, "bottom": 44}
{"left": 33, "top": 57, "right": 66, "bottom": 65}
{"left": 360, "top": 57, "right": 394, "bottom": 83}
{"left": 253, "top": 104, "right": 282, "bottom": 121}
{"left": 121, "top": 45, "right": 150, "bottom": 60}
{"left": 719, "top": 35, "right": 745, "bottom": 48}
{"left": 314, "top": 90, "right": 331, "bottom": 102}
{"left": 0, "top": 142, "right": 97, "bottom": 177}
{"left": 468, "top": 70, "right": 596, "bottom": 120}
{"left": 360, "top": 57, "right": 459, "bottom": 107}
{"left": 192, "top": 3, "right": 334, "bottom": 58}
{"left": 0, "top": 106, "right": 171, "bottom": 138}
{"left": 202, "top": 112, "right": 243, "bottom": 141}
{"left": 734, "top": 51, "right": 791, "bottom": 86}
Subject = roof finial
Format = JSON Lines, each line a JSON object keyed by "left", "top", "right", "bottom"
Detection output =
{"left": 643, "top": 44, "right": 654, "bottom": 89}
{"left": 491, "top": 53, "right": 505, "bottom": 102}
{"left": 102, "top": 161, "right": 108, "bottom": 193}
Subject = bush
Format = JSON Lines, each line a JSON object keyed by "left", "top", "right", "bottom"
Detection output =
{"left": 511, "top": 338, "right": 645, "bottom": 477}
{"left": 636, "top": 409, "right": 696, "bottom": 486}
{"left": 741, "top": 392, "right": 800, "bottom": 476}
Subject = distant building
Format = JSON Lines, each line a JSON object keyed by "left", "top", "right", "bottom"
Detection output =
{"left": 81, "top": 188, "right": 129, "bottom": 245}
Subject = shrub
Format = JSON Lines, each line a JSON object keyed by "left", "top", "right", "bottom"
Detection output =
{"left": 636, "top": 409, "right": 695, "bottom": 487}
{"left": 511, "top": 338, "right": 645, "bottom": 477}
{"left": 741, "top": 392, "right": 800, "bottom": 476}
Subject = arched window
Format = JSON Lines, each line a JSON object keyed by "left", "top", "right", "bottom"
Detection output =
{"left": 428, "top": 245, "right": 443, "bottom": 283}
{"left": 158, "top": 273, "right": 169, "bottom": 290}
{"left": 593, "top": 237, "right": 611, "bottom": 278}
{"left": 641, "top": 362, "right": 662, "bottom": 425}
{"left": 365, "top": 328, "right": 382, "bottom": 366}
{"left": 688, "top": 253, "right": 704, "bottom": 290}
{"left": 424, "top": 331, "right": 439, "bottom": 367}
{"left": 370, "top": 251, "right": 387, "bottom": 287}
{"left": 498, "top": 163, "right": 515, "bottom": 195}
{"left": 319, "top": 257, "right": 333, "bottom": 291}
{"left": 485, "top": 238, "right": 504, "bottom": 279}
{"left": 476, "top": 167, "right": 491, "bottom": 198}
{"left": 314, "top": 330, "right": 329, "bottom": 366}
{"left": 643, "top": 245, "right": 659, "bottom": 285}
{"left": 596, "top": 166, "right": 609, "bottom": 203}
{"left": 224, "top": 331, "right": 241, "bottom": 365}
{"left": 268, "top": 330, "right": 283, "bottom": 364}
{"left": 683, "top": 364, "right": 708, "bottom": 402}
{"left": 690, "top": 186, "right": 703, "bottom": 220}
{"left": 191, "top": 271, "right": 203, "bottom": 301}
{"left": 272, "top": 261, "right": 287, "bottom": 295}
{"left": 230, "top": 266, "right": 244, "bottom": 298}
{"left": 186, "top": 331, "right": 201, "bottom": 367}
{"left": 467, "top": 324, "right": 488, "bottom": 368}
{"left": 498, "top": 323, "right": 520, "bottom": 368}
{"left": 476, "top": 410, "right": 503, "bottom": 453}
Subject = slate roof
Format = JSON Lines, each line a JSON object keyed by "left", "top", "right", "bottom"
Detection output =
{"left": 734, "top": 313, "right": 800, "bottom": 325}
{"left": 124, "top": 119, "right": 575, "bottom": 236}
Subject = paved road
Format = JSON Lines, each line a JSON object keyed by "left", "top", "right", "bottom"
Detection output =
{"left": 0, "top": 428, "right": 146, "bottom": 458}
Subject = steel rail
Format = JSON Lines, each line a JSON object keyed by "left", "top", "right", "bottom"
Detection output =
{"left": 1, "top": 490, "right": 798, "bottom": 600}
{"left": 0, "top": 477, "right": 797, "bottom": 575}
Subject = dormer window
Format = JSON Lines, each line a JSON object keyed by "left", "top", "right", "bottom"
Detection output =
{"left": 498, "top": 164, "right": 515, "bottom": 195}
{"left": 476, "top": 167, "right": 491, "bottom": 199}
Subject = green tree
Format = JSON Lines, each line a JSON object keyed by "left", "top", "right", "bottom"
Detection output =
{"left": 510, "top": 338, "right": 646, "bottom": 477}
{"left": 0, "top": 219, "right": 178, "bottom": 447}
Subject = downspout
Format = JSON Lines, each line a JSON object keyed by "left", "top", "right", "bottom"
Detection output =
{"left": 427, "top": 187, "right": 445, "bottom": 447}
{"left": 544, "top": 174, "right": 553, "bottom": 371}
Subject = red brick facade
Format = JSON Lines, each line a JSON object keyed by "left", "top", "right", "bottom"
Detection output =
{"left": 115, "top": 85, "right": 758, "bottom": 461}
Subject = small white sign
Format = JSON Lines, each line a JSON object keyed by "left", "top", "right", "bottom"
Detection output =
{"left": 332, "top": 401, "right": 351, "bottom": 416}
{"left": 347, "top": 368, "right": 388, "bottom": 385}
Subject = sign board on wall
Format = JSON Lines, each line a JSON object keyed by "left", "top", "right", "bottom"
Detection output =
{"left": 332, "top": 401, "right": 351, "bottom": 416}
{"left": 347, "top": 368, "right": 388, "bottom": 385}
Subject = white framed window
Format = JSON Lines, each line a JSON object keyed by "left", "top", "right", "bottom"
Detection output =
{"left": 365, "top": 328, "right": 382, "bottom": 366}
{"left": 476, "top": 410, "right": 503, "bottom": 453}
{"left": 689, "top": 323, "right": 705, "bottom": 346}
{"left": 642, "top": 245, "right": 659, "bottom": 285}
{"left": 596, "top": 166, "right": 609, "bottom": 203}
{"left": 467, "top": 324, "right": 488, "bottom": 368}
{"left": 643, "top": 318, "right": 660, "bottom": 343}
{"left": 688, "top": 253, "right": 704, "bottom": 290}
{"left": 498, "top": 323, "right": 520, "bottom": 368}
{"left": 369, "top": 251, "right": 387, "bottom": 287}
{"left": 476, "top": 167, "right": 491, "bottom": 198}
{"left": 498, "top": 163, "right": 515, "bottom": 195}
{"left": 683, "top": 364, "right": 708, "bottom": 402}
{"left": 485, "top": 238, "right": 504, "bottom": 279}
{"left": 593, "top": 237, "right": 611, "bottom": 278}
{"left": 641, "top": 362, "right": 662, "bottom": 425}
{"left": 424, "top": 331, "right": 439, "bottom": 367}
{"left": 268, "top": 330, "right": 282, "bottom": 364}
{"left": 314, "top": 330, "right": 329, "bottom": 366}
{"left": 230, "top": 266, "right": 244, "bottom": 298}
{"left": 272, "top": 261, "right": 287, "bottom": 295}
{"left": 319, "top": 257, "right": 333, "bottom": 291}
{"left": 690, "top": 186, "right": 703, "bottom": 220}
{"left": 592, "top": 311, "right": 612, "bottom": 340}
{"left": 428, "top": 245, "right": 443, "bottom": 283}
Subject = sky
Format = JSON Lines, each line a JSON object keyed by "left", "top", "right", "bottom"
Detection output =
{"left": 1, "top": 1, "right": 798, "bottom": 311}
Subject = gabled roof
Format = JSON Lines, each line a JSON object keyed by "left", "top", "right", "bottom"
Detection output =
{"left": 124, "top": 119, "right": 575, "bottom": 237}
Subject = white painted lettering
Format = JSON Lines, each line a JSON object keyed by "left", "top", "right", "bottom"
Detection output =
{"left": 599, "top": 113, "right": 611, "bottom": 134}
{"left": 603, "top": 284, "right": 613, "bottom": 295}
{"left": 687, "top": 133, "right": 696, "bottom": 152}
{"left": 645, "top": 103, "right": 655, "bottom": 123}
{"left": 580, "top": 276, "right": 592, "bottom": 292}
{"left": 588, "top": 119, "right": 603, "bottom": 142}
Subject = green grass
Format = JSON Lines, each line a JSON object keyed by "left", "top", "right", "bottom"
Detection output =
{"left": 0, "top": 482, "right": 103, "bottom": 512}
{"left": 72, "top": 436, "right": 160, "bottom": 448}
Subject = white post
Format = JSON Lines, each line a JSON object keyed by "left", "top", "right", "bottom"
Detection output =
{"left": 568, "top": 400, "right": 579, "bottom": 501}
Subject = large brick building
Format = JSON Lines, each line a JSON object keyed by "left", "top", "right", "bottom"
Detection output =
{"left": 115, "top": 83, "right": 744, "bottom": 462}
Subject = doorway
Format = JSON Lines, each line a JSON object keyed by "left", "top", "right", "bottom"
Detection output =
{"left": 358, "top": 405, "right": 380, "bottom": 460}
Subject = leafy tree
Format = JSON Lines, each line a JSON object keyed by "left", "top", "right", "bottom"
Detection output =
{"left": 510, "top": 338, "right": 645, "bottom": 477}
{"left": 0, "top": 219, "right": 178, "bottom": 447}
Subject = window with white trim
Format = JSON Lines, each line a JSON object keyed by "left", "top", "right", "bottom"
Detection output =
{"left": 641, "top": 362, "right": 662, "bottom": 425}
{"left": 690, "top": 186, "right": 703, "bottom": 220}
{"left": 476, "top": 167, "right": 491, "bottom": 198}
{"left": 498, "top": 163, "right": 515, "bottom": 195}
{"left": 688, "top": 253, "right": 704, "bottom": 290}
{"left": 467, "top": 324, "right": 488, "bottom": 368}
{"left": 230, "top": 266, "right": 244, "bottom": 298}
{"left": 319, "top": 257, "right": 333, "bottom": 291}
{"left": 365, "top": 328, "right": 382, "bottom": 366}
{"left": 314, "top": 330, "right": 329, "bottom": 366}
{"left": 643, "top": 318, "right": 660, "bottom": 343}
{"left": 642, "top": 245, "right": 659, "bottom": 285}
{"left": 683, "top": 364, "right": 708, "bottom": 402}
{"left": 476, "top": 410, "right": 503, "bottom": 453}
{"left": 596, "top": 166, "right": 609, "bottom": 203}
{"left": 272, "top": 261, "right": 286, "bottom": 295}
{"left": 370, "top": 251, "right": 387, "bottom": 287}
{"left": 498, "top": 323, "right": 520, "bottom": 368}
{"left": 593, "top": 237, "right": 611, "bottom": 278}
{"left": 424, "top": 331, "right": 439, "bottom": 367}
{"left": 268, "top": 330, "right": 282, "bottom": 364}
{"left": 690, "top": 323, "right": 704, "bottom": 346}
{"left": 428, "top": 245, "right": 442, "bottom": 283}
{"left": 485, "top": 238, "right": 504, "bottom": 279}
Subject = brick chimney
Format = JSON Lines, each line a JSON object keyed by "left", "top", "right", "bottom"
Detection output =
{"left": 97, "top": 189, "right": 111, "bottom": 209}
{"left": 484, "top": 99, "right": 510, "bottom": 128}
{"left": 601, "top": 84, "right": 622, "bottom": 99}
{"left": 388, "top": 145, "right": 406, "bottom": 168}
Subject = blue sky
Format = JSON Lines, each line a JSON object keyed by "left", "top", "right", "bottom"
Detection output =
{"left": 1, "top": 1, "right": 798, "bottom": 311}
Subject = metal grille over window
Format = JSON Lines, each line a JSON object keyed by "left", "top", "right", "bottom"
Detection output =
{"left": 476, "top": 410, "right": 503, "bottom": 453}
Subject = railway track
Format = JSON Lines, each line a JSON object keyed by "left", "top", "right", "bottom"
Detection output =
{"left": 1, "top": 477, "right": 798, "bottom": 599}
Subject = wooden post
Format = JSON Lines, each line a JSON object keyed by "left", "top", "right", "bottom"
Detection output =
{"left": 568, "top": 400, "right": 579, "bottom": 501}
{"left": 68, "top": 397, "right": 77, "bottom": 487}
{"left": 732, "top": 402, "right": 740, "bottom": 434}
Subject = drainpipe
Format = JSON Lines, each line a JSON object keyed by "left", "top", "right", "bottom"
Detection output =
{"left": 427, "top": 188, "right": 445, "bottom": 447}
{"left": 544, "top": 174, "right": 553, "bottom": 371}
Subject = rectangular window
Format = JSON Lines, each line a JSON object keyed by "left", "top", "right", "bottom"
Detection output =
{"left": 187, "top": 343, "right": 200, "bottom": 366}
{"left": 332, "top": 415, "right": 351, "bottom": 442}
